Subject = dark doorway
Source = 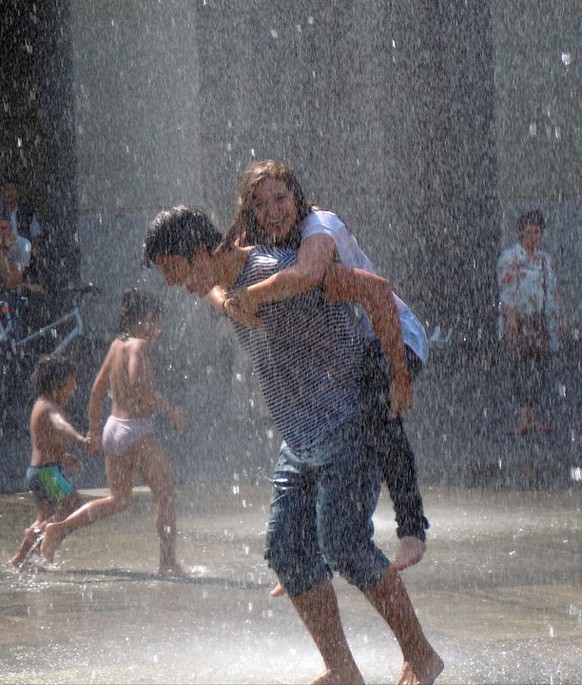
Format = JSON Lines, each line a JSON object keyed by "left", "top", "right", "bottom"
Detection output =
{"left": 1, "top": 0, "right": 79, "bottom": 289}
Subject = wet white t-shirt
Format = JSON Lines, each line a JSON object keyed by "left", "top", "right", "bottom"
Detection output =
{"left": 301, "top": 210, "right": 429, "bottom": 363}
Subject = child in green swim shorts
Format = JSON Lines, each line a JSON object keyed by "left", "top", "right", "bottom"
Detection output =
{"left": 10, "top": 354, "right": 91, "bottom": 569}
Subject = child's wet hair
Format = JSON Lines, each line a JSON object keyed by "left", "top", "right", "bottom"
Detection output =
{"left": 224, "top": 159, "right": 311, "bottom": 249}
{"left": 117, "top": 288, "right": 164, "bottom": 337}
{"left": 34, "top": 354, "right": 77, "bottom": 397}
{"left": 142, "top": 205, "right": 222, "bottom": 266}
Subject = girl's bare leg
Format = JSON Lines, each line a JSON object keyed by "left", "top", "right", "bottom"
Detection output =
{"left": 365, "top": 568, "right": 443, "bottom": 684}
{"left": 41, "top": 452, "right": 135, "bottom": 563}
{"left": 290, "top": 579, "right": 364, "bottom": 685}
{"left": 136, "top": 435, "right": 186, "bottom": 576}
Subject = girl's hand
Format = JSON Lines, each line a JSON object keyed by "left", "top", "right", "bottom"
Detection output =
{"left": 389, "top": 373, "right": 413, "bottom": 418}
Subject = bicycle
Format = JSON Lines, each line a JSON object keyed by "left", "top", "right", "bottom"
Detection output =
{"left": 0, "top": 283, "right": 105, "bottom": 436}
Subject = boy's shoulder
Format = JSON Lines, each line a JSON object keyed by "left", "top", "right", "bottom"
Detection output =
{"left": 32, "top": 395, "right": 62, "bottom": 415}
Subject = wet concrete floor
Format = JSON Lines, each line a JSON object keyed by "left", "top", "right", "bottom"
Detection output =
{"left": 1, "top": 483, "right": 581, "bottom": 684}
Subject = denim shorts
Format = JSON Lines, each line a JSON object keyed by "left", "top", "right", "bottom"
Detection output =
{"left": 264, "top": 417, "right": 389, "bottom": 597}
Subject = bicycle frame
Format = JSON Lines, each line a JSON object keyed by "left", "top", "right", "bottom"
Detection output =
{"left": 12, "top": 307, "right": 84, "bottom": 356}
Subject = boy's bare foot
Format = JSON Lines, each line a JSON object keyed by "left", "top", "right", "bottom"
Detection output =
{"left": 309, "top": 665, "right": 365, "bottom": 685}
{"left": 39, "top": 523, "right": 64, "bottom": 564}
{"left": 270, "top": 582, "right": 286, "bottom": 597}
{"left": 391, "top": 536, "right": 427, "bottom": 571}
{"left": 10, "top": 529, "right": 45, "bottom": 569}
{"left": 398, "top": 652, "right": 444, "bottom": 685}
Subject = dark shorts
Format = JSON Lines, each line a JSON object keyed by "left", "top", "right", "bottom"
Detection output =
{"left": 26, "top": 463, "right": 75, "bottom": 505}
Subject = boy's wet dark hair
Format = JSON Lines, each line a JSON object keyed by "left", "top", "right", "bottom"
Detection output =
{"left": 517, "top": 208, "right": 545, "bottom": 237}
{"left": 142, "top": 205, "right": 223, "bottom": 267}
{"left": 34, "top": 354, "right": 77, "bottom": 397}
{"left": 117, "top": 288, "right": 164, "bottom": 337}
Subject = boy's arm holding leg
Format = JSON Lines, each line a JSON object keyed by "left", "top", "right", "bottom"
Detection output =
{"left": 323, "top": 263, "right": 412, "bottom": 416}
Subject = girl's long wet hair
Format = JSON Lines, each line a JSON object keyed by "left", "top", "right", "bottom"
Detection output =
{"left": 221, "top": 160, "right": 313, "bottom": 251}
{"left": 117, "top": 288, "right": 164, "bottom": 339}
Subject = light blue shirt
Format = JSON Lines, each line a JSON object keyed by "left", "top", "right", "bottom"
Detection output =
{"left": 301, "top": 210, "right": 429, "bottom": 363}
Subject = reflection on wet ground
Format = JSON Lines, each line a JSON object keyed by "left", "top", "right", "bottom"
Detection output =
{"left": 1, "top": 484, "right": 581, "bottom": 684}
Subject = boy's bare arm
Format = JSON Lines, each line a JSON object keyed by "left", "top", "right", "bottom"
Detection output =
{"left": 323, "top": 263, "right": 412, "bottom": 416}
{"left": 49, "top": 409, "right": 91, "bottom": 451}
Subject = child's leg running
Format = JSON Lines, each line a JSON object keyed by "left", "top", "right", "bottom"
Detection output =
{"left": 136, "top": 435, "right": 183, "bottom": 576}
{"left": 41, "top": 452, "right": 135, "bottom": 563}
{"left": 10, "top": 501, "right": 54, "bottom": 567}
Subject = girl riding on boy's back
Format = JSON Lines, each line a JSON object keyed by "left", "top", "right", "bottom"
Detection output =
{"left": 220, "top": 159, "right": 430, "bottom": 572}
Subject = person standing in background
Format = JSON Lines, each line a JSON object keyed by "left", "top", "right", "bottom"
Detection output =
{"left": 1, "top": 175, "right": 44, "bottom": 255}
{"left": 497, "top": 209, "right": 565, "bottom": 435}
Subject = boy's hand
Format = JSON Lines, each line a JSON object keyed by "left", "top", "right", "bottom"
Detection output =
{"left": 223, "top": 294, "right": 261, "bottom": 328}
{"left": 86, "top": 430, "right": 101, "bottom": 455}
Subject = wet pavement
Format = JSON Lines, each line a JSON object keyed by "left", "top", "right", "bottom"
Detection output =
{"left": 1, "top": 483, "right": 581, "bottom": 684}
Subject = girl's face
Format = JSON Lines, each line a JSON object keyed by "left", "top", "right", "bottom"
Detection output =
{"left": 251, "top": 178, "right": 298, "bottom": 243}
{"left": 521, "top": 222, "right": 543, "bottom": 253}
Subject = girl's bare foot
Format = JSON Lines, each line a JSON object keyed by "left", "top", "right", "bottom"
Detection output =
{"left": 157, "top": 563, "right": 206, "bottom": 578}
{"left": 39, "top": 523, "right": 64, "bottom": 564}
{"left": 270, "top": 582, "right": 286, "bottom": 597}
{"left": 392, "top": 536, "right": 427, "bottom": 571}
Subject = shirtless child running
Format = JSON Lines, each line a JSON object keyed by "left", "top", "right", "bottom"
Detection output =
{"left": 10, "top": 354, "right": 91, "bottom": 569}
{"left": 40, "top": 288, "right": 190, "bottom": 576}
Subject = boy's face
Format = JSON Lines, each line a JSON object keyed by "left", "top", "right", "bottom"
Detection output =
{"left": 155, "top": 250, "right": 214, "bottom": 296}
{"left": 58, "top": 373, "right": 77, "bottom": 403}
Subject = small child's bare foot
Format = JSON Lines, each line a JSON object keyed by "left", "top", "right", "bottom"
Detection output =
{"left": 309, "top": 665, "right": 365, "bottom": 685}
{"left": 398, "top": 652, "right": 444, "bottom": 685}
{"left": 39, "top": 523, "right": 64, "bottom": 564}
{"left": 392, "top": 536, "right": 427, "bottom": 571}
{"left": 270, "top": 582, "right": 286, "bottom": 597}
{"left": 9, "top": 555, "right": 23, "bottom": 569}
